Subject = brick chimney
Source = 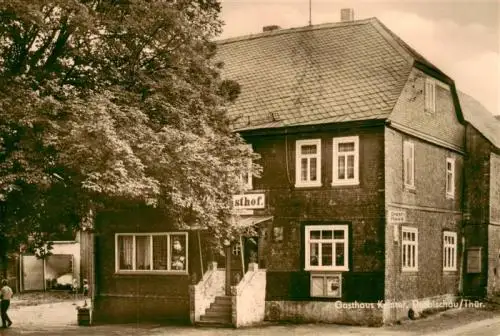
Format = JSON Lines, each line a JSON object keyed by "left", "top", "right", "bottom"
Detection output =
{"left": 263, "top": 25, "right": 281, "bottom": 32}
{"left": 340, "top": 8, "right": 354, "bottom": 22}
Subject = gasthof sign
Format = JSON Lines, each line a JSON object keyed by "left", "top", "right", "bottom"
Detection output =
{"left": 232, "top": 193, "right": 265, "bottom": 210}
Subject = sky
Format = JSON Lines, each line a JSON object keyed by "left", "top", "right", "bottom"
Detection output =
{"left": 219, "top": 0, "right": 500, "bottom": 116}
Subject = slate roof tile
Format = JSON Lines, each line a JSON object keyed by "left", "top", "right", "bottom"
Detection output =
{"left": 215, "top": 18, "right": 431, "bottom": 131}
{"left": 459, "top": 92, "right": 500, "bottom": 149}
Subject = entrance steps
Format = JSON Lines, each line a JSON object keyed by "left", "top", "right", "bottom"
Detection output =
{"left": 196, "top": 295, "right": 233, "bottom": 327}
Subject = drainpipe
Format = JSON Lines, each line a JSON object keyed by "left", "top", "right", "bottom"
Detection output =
{"left": 239, "top": 235, "right": 245, "bottom": 274}
{"left": 197, "top": 231, "right": 204, "bottom": 276}
{"left": 459, "top": 234, "right": 466, "bottom": 295}
{"left": 460, "top": 126, "right": 468, "bottom": 296}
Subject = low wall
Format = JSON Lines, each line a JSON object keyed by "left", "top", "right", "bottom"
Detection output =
{"left": 382, "top": 294, "right": 458, "bottom": 323}
{"left": 265, "top": 300, "right": 383, "bottom": 326}
{"left": 231, "top": 263, "right": 266, "bottom": 327}
{"left": 189, "top": 262, "right": 225, "bottom": 323}
{"left": 264, "top": 294, "right": 459, "bottom": 326}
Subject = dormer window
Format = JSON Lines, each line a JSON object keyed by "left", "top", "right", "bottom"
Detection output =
{"left": 425, "top": 78, "right": 436, "bottom": 113}
{"left": 295, "top": 139, "right": 321, "bottom": 187}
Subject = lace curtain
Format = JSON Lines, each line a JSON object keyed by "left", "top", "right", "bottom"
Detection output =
{"left": 119, "top": 236, "right": 133, "bottom": 270}
{"left": 136, "top": 236, "right": 151, "bottom": 270}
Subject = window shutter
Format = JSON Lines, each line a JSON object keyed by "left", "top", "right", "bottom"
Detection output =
{"left": 425, "top": 79, "right": 436, "bottom": 112}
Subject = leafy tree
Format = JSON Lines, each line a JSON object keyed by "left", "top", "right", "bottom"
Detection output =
{"left": 0, "top": 0, "right": 257, "bottom": 272}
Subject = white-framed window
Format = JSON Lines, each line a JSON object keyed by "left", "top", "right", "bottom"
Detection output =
{"left": 446, "top": 158, "right": 455, "bottom": 199}
{"left": 305, "top": 225, "right": 348, "bottom": 271}
{"left": 295, "top": 139, "right": 321, "bottom": 187}
{"left": 310, "top": 273, "right": 342, "bottom": 298}
{"left": 425, "top": 78, "right": 436, "bottom": 113}
{"left": 402, "top": 227, "right": 418, "bottom": 271}
{"left": 240, "top": 144, "right": 253, "bottom": 190}
{"left": 115, "top": 232, "right": 188, "bottom": 273}
{"left": 403, "top": 141, "right": 415, "bottom": 189}
{"left": 443, "top": 231, "right": 457, "bottom": 271}
{"left": 332, "top": 136, "right": 359, "bottom": 186}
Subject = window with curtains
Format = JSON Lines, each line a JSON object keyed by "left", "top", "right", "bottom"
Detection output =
{"left": 332, "top": 136, "right": 359, "bottom": 185}
{"left": 295, "top": 139, "right": 321, "bottom": 187}
{"left": 116, "top": 233, "right": 188, "bottom": 273}
{"left": 305, "top": 225, "right": 349, "bottom": 271}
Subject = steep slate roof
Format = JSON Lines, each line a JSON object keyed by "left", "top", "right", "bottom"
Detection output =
{"left": 216, "top": 17, "right": 454, "bottom": 132}
{"left": 458, "top": 92, "right": 500, "bottom": 149}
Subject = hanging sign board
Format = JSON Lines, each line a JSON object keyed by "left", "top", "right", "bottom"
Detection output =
{"left": 232, "top": 193, "right": 265, "bottom": 210}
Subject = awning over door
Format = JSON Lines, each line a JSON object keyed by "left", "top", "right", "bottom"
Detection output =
{"left": 232, "top": 215, "right": 273, "bottom": 229}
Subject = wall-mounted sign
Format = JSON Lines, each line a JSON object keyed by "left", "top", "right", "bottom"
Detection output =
{"left": 233, "top": 193, "right": 265, "bottom": 210}
{"left": 388, "top": 210, "right": 407, "bottom": 224}
{"left": 467, "top": 247, "right": 482, "bottom": 274}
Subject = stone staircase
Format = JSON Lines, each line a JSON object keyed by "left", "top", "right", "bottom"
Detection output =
{"left": 196, "top": 295, "right": 233, "bottom": 327}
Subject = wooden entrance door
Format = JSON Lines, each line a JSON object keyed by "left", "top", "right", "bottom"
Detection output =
{"left": 229, "top": 239, "right": 244, "bottom": 284}
{"left": 228, "top": 236, "right": 259, "bottom": 284}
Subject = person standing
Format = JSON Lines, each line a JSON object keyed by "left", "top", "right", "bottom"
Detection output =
{"left": 1, "top": 279, "right": 13, "bottom": 328}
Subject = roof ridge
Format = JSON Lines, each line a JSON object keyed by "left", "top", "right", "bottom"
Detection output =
{"left": 373, "top": 19, "right": 450, "bottom": 80}
{"left": 368, "top": 18, "right": 414, "bottom": 65}
{"left": 216, "top": 17, "right": 376, "bottom": 45}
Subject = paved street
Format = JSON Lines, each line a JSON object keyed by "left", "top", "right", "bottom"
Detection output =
{"left": 0, "top": 300, "right": 499, "bottom": 335}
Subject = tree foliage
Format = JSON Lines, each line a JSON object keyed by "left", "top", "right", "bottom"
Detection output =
{"left": 0, "top": 0, "right": 257, "bottom": 260}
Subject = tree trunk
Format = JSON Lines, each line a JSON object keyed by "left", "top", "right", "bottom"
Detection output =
{"left": 0, "top": 253, "right": 7, "bottom": 279}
